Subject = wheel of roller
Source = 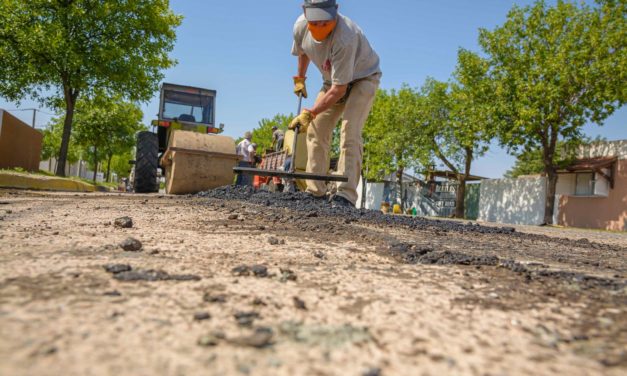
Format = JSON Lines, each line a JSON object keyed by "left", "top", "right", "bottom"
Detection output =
{"left": 134, "top": 131, "right": 159, "bottom": 193}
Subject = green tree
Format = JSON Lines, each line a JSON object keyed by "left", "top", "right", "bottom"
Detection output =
{"left": 100, "top": 102, "right": 145, "bottom": 182}
{"left": 363, "top": 90, "right": 394, "bottom": 182}
{"left": 0, "top": 0, "right": 181, "bottom": 176}
{"left": 504, "top": 148, "right": 546, "bottom": 178}
{"left": 110, "top": 151, "right": 135, "bottom": 180}
{"left": 73, "top": 95, "right": 144, "bottom": 182}
{"left": 251, "top": 113, "right": 292, "bottom": 154}
{"left": 419, "top": 50, "right": 496, "bottom": 218}
{"left": 364, "top": 87, "right": 424, "bottom": 210}
{"left": 41, "top": 117, "right": 80, "bottom": 173}
{"left": 479, "top": 0, "right": 626, "bottom": 224}
{"left": 505, "top": 138, "right": 596, "bottom": 178}
{"left": 330, "top": 126, "right": 341, "bottom": 159}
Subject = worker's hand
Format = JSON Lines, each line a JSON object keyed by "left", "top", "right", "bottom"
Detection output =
{"left": 288, "top": 110, "right": 315, "bottom": 133}
{"left": 293, "top": 76, "right": 308, "bottom": 98}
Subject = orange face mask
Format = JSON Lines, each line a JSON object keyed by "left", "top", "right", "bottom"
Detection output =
{"left": 307, "top": 20, "right": 337, "bottom": 41}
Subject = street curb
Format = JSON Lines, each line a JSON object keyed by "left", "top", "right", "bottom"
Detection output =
{"left": 0, "top": 172, "right": 96, "bottom": 192}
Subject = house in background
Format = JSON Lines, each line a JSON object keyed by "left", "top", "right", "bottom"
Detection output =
{"left": 479, "top": 140, "right": 626, "bottom": 231}
{"left": 556, "top": 140, "right": 627, "bottom": 231}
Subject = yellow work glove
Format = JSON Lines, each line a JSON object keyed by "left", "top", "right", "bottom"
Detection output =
{"left": 293, "top": 76, "right": 308, "bottom": 98}
{"left": 289, "top": 110, "right": 315, "bottom": 133}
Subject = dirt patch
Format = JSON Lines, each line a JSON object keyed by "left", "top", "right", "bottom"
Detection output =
{"left": 0, "top": 189, "right": 625, "bottom": 376}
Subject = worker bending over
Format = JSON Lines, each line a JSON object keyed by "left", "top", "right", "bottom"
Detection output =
{"left": 289, "top": 0, "right": 381, "bottom": 207}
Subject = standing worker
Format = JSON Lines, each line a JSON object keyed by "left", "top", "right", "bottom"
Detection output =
{"left": 249, "top": 143, "right": 259, "bottom": 166}
{"left": 289, "top": 0, "right": 381, "bottom": 207}
{"left": 235, "top": 131, "right": 254, "bottom": 186}
{"left": 271, "top": 126, "right": 285, "bottom": 152}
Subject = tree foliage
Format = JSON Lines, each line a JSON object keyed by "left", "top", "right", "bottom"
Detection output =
{"left": 110, "top": 151, "right": 135, "bottom": 180}
{"left": 479, "top": 0, "right": 626, "bottom": 224}
{"left": 251, "top": 113, "right": 293, "bottom": 154}
{"left": 0, "top": 0, "right": 181, "bottom": 176}
{"left": 504, "top": 148, "right": 547, "bottom": 179}
{"left": 73, "top": 95, "right": 145, "bottom": 182}
{"left": 362, "top": 87, "right": 426, "bottom": 209}
{"left": 41, "top": 118, "right": 80, "bottom": 170}
{"left": 505, "top": 137, "right": 600, "bottom": 178}
{"left": 364, "top": 88, "right": 423, "bottom": 178}
{"left": 418, "top": 50, "right": 496, "bottom": 218}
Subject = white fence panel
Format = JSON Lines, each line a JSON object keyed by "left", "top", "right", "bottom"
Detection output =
{"left": 478, "top": 176, "right": 546, "bottom": 225}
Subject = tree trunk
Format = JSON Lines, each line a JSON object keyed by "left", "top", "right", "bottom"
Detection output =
{"left": 544, "top": 166, "right": 558, "bottom": 225}
{"left": 455, "top": 179, "right": 466, "bottom": 219}
{"left": 542, "top": 125, "right": 559, "bottom": 225}
{"left": 398, "top": 166, "right": 404, "bottom": 211}
{"left": 55, "top": 86, "right": 79, "bottom": 177}
{"left": 93, "top": 146, "right": 98, "bottom": 182}
{"left": 106, "top": 154, "right": 113, "bottom": 182}
{"left": 455, "top": 148, "right": 473, "bottom": 219}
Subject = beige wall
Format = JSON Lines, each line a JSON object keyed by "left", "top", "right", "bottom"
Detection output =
{"left": 558, "top": 159, "right": 627, "bottom": 231}
{"left": 0, "top": 110, "right": 43, "bottom": 171}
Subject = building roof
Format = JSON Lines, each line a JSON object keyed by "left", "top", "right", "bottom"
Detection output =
{"left": 558, "top": 156, "right": 618, "bottom": 189}
{"left": 428, "top": 170, "right": 487, "bottom": 182}
{"left": 382, "top": 172, "right": 420, "bottom": 183}
{"left": 560, "top": 157, "right": 618, "bottom": 172}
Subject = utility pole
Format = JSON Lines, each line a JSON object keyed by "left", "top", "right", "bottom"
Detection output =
{"left": 7, "top": 108, "right": 52, "bottom": 128}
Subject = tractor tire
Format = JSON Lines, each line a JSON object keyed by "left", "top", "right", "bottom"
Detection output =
{"left": 134, "top": 131, "right": 159, "bottom": 193}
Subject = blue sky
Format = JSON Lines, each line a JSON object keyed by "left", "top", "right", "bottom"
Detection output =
{"left": 1, "top": 0, "right": 625, "bottom": 178}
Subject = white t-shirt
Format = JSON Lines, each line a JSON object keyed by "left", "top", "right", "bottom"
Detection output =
{"left": 291, "top": 13, "right": 381, "bottom": 85}
{"left": 237, "top": 139, "right": 252, "bottom": 162}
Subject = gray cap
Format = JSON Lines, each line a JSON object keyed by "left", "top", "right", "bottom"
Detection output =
{"left": 244, "top": 131, "right": 252, "bottom": 140}
{"left": 303, "top": 0, "right": 338, "bottom": 22}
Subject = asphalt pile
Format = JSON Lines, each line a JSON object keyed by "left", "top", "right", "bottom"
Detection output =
{"left": 198, "top": 185, "right": 517, "bottom": 235}
{"left": 387, "top": 244, "right": 626, "bottom": 290}
{"left": 199, "top": 185, "right": 626, "bottom": 254}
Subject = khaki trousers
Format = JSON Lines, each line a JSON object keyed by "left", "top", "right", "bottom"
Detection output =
{"left": 305, "top": 73, "right": 380, "bottom": 204}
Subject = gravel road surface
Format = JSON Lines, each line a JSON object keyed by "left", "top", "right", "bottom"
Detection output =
{"left": 0, "top": 189, "right": 625, "bottom": 376}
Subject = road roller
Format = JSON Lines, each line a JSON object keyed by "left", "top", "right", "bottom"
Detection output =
{"left": 133, "top": 83, "right": 239, "bottom": 194}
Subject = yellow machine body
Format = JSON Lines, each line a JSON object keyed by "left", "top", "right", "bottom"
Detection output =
{"left": 161, "top": 130, "right": 238, "bottom": 194}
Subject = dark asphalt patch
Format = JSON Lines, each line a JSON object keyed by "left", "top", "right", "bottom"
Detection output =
{"left": 103, "top": 264, "right": 201, "bottom": 282}
{"left": 199, "top": 186, "right": 625, "bottom": 254}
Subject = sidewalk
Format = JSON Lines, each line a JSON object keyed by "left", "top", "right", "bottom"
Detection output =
{"left": 0, "top": 170, "right": 96, "bottom": 192}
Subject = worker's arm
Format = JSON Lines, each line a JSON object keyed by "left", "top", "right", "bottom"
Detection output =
{"left": 297, "top": 54, "right": 310, "bottom": 78}
{"left": 307, "top": 84, "right": 348, "bottom": 116}
{"left": 289, "top": 84, "right": 348, "bottom": 132}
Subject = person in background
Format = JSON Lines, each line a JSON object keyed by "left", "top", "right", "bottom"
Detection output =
{"left": 249, "top": 143, "right": 259, "bottom": 166}
{"left": 235, "top": 131, "right": 253, "bottom": 186}
{"left": 271, "top": 126, "right": 285, "bottom": 152}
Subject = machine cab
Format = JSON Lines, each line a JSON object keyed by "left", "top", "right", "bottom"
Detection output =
{"left": 154, "top": 83, "right": 222, "bottom": 151}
